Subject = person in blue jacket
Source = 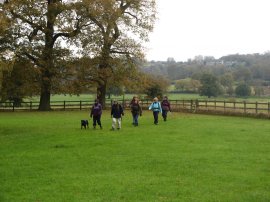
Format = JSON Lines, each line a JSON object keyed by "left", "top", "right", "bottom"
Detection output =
{"left": 148, "top": 97, "right": 162, "bottom": 125}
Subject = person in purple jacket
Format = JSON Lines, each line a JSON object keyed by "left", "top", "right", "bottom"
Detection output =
{"left": 161, "top": 96, "right": 171, "bottom": 121}
{"left": 90, "top": 99, "right": 102, "bottom": 129}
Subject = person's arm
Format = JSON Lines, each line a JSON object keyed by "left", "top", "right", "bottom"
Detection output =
{"left": 111, "top": 105, "right": 114, "bottom": 117}
{"left": 99, "top": 104, "right": 102, "bottom": 115}
{"left": 168, "top": 101, "right": 171, "bottom": 111}
{"left": 159, "top": 102, "right": 162, "bottom": 113}
{"left": 121, "top": 105, "right": 124, "bottom": 116}
{"left": 149, "top": 103, "right": 153, "bottom": 110}
{"left": 139, "top": 104, "right": 142, "bottom": 116}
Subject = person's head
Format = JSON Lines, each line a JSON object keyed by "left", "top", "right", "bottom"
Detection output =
{"left": 163, "top": 96, "right": 168, "bottom": 100}
{"left": 134, "top": 99, "right": 139, "bottom": 104}
{"left": 133, "top": 95, "right": 138, "bottom": 101}
{"left": 113, "top": 100, "right": 118, "bottom": 105}
{"left": 153, "top": 97, "right": 158, "bottom": 102}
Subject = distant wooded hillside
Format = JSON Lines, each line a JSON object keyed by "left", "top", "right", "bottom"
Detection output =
{"left": 141, "top": 53, "right": 270, "bottom": 96}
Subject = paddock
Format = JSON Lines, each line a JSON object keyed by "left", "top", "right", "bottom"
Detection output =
{"left": 0, "top": 111, "right": 269, "bottom": 201}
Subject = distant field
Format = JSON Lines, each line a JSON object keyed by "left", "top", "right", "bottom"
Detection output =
{"left": 24, "top": 93, "right": 270, "bottom": 102}
{"left": 0, "top": 111, "right": 269, "bottom": 201}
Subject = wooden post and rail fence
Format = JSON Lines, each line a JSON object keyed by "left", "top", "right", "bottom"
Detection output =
{"left": 1, "top": 99, "right": 270, "bottom": 118}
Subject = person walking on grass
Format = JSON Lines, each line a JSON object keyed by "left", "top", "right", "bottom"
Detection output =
{"left": 131, "top": 99, "right": 142, "bottom": 126}
{"left": 129, "top": 95, "right": 139, "bottom": 124}
{"left": 149, "top": 97, "right": 162, "bottom": 125}
{"left": 161, "top": 96, "right": 171, "bottom": 121}
{"left": 111, "top": 100, "right": 124, "bottom": 130}
{"left": 129, "top": 95, "right": 139, "bottom": 107}
{"left": 90, "top": 99, "right": 103, "bottom": 129}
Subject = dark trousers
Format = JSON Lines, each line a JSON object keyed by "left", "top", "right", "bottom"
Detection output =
{"left": 132, "top": 113, "right": 139, "bottom": 125}
{"left": 162, "top": 110, "right": 168, "bottom": 121}
{"left": 153, "top": 111, "right": 159, "bottom": 124}
{"left": 93, "top": 115, "right": 101, "bottom": 127}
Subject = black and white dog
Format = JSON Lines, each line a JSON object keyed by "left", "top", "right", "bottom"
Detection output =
{"left": 81, "top": 120, "right": 89, "bottom": 129}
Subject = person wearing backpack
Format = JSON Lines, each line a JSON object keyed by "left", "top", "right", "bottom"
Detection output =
{"left": 148, "top": 97, "right": 162, "bottom": 125}
{"left": 90, "top": 99, "right": 103, "bottom": 129}
{"left": 161, "top": 96, "right": 171, "bottom": 121}
{"left": 131, "top": 99, "right": 142, "bottom": 126}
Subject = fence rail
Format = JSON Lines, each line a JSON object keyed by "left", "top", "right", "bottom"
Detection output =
{"left": 1, "top": 99, "right": 270, "bottom": 118}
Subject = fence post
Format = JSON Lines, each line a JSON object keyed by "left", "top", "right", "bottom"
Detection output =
{"left": 244, "top": 101, "right": 246, "bottom": 114}
{"left": 196, "top": 99, "right": 199, "bottom": 111}
{"left": 268, "top": 102, "right": 270, "bottom": 115}
{"left": 30, "top": 101, "right": 32, "bottom": 110}
{"left": 182, "top": 99, "right": 185, "bottom": 109}
{"left": 214, "top": 100, "right": 216, "bottom": 110}
{"left": 12, "top": 101, "right": 15, "bottom": 112}
{"left": 224, "top": 100, "right": 226, "bottom": 112}
{"left": 64, "top": 101, "right": 66, "bottom": 111}
{"left": 255, "top": 102, "right": 258, "bottom": 114}
{"left": 80, "top": 101, "right": 82, "bottom": 110}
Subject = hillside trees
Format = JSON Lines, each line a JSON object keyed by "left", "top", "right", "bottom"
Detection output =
{"left": 199, "top": 73, "right": 222, "bottom": 98}
{"left": 235, "top": 83, "right": 251, "bottom": 97}
{"left": 175, "top": 78, "right": 201, "bottom": 93}
{"left": 77, "top": 0, "right": 156, "bottom": 106}
{"left": 220, "top": 72, "right": 234, "bottom": 95}
{"left": 0, "top": 0, "right": 91, "bottom": 110}
{"left": 142, "top": 74, "right": 169, "bottom": 99}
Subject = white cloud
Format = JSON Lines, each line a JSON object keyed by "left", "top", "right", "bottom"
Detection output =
{"left": 146, "top": 0, "right": 270, "bottom": 61}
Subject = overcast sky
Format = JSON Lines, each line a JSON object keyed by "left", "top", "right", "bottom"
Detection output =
{"left": 2, "top": 0, "right": 270, "bottom": 62}
{"left": 146, "top": 0, "right": 270, "bottom": 61}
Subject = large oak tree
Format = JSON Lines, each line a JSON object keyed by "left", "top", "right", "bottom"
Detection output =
{"left": 78, "top": 0, "right": 156, "bottom": 106}
{"left": 0, "top": 0, "right": 91, "bottom": 110}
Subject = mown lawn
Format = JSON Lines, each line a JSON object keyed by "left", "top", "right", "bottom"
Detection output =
{"left": 0, "top": 111, "right": 269, "bottom": 202}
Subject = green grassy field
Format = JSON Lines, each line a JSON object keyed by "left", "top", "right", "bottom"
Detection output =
{"left": 0, "top": 111, "right": 270, "bottom": 202}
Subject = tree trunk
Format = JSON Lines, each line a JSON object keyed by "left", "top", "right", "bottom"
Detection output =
{"left": 97, "top": 82, "right": 107, "bottom": 109}
{"left": 37, "top": 0, "right": 56, "bottom": 111}
{"left": 38, "top": 77, "right": 51, "bottom": 111}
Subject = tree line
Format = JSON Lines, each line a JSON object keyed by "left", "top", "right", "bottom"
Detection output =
{"left": 0, "top": 0, "right": 159, "bottom": 110}
{"left": 142, "top": 53, "right": 270, "bottom": 98}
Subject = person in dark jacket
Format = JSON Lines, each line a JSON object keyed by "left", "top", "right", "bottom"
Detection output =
{"left": 129, "top": 95, "right": 139, "bottom": 124}
{"left": 129, "top": 95, "right": 139, "bottom": 107}
{"left": 131, "top": 99, "right": 142, "bottom": 126}
{"left": 161, "top": 96, "right": 171, "bottom": 121}
{"left": 111, "top": 100, "right": 124, "bottom": 130}
{"left": 90, "top": 99, "right": 103, "bottom": 129}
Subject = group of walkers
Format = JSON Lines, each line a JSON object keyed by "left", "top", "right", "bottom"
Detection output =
{"left": 89, "top": 96, "right": 171, "bottom": 130}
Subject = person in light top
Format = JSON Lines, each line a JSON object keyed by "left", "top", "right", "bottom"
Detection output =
{"left": 148, "top": 97, "right": 162, "bottom": 125}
